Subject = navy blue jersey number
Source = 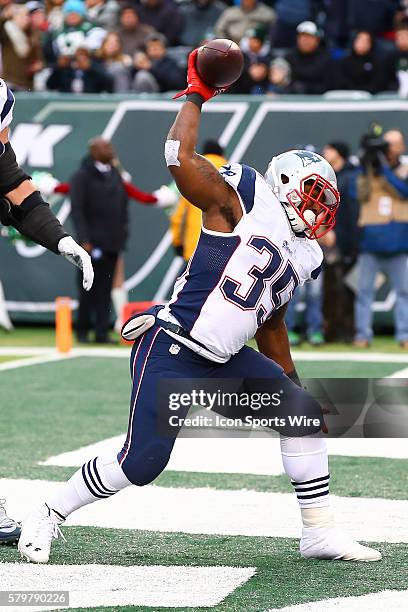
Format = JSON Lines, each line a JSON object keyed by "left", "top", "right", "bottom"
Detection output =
{"left": 220, "top": 236, "right": 299, "bottom": 324}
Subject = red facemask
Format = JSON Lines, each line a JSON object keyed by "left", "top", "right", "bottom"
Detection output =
{"left": 286, "top": 173, "right": 340, "bottom": 239}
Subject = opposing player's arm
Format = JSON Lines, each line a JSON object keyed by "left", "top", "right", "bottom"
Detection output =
{"left": 255, "top": 304, "right": 301, "bottom": 386}
{"left": 0, "top": 127, "right": 94, "bottom": 290}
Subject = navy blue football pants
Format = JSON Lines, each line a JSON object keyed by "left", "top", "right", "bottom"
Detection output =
{"left": 117, "top": 326, "right": 323, "bottom": 485}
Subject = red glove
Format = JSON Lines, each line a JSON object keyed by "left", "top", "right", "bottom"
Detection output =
{"left": 173, "top": 49, "right": 227, "bottom": 102}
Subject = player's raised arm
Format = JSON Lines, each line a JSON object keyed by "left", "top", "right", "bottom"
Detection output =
{"left": 166, "top": 50, "right": 238, "bottom": 217}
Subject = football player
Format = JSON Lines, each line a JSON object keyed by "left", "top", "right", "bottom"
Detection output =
{"left": 0, "top": 79, "right": 93, "bottom": 546}
{"left": 0, "top": 79, "right": 93, "bottom": 290}
{"left": 18, "top": 51, "right": 381, "bottom": 563}
{"left": 0, "top": 499, "right": 20, "bottom": 545}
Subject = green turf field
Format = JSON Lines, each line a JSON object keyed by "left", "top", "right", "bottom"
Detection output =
{"left": 1, "top": 342, "right": 407, "bottom": 611}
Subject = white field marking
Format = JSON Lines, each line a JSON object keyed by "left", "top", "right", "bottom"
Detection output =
{"left": 3, "top": 479, "right": 407, "bottom": 543}
{"left": 0, "top": 346, "right": 407, "bottom": 362}
{"left": 0, "top": 347, "right": 131, "bottom": 358}
{"left": 327, "top": 438, "right": 408, "bottom": 459}
{"left": 268, "top": 590, "right": 408, "bottom": 612}
{"left": 0, "top": 563, "right": 255, "bottom": 611}
{"left": 40, "top": 436, "right": 285, "bottom": 475}
{"left": 389, "top": 366, "right": 408, "bottom": 378}
{"left": 0, "top": 354, "right": 75, "bottom": 371}
{"left": 40, "top": 434, "right": 408, "bottom": 472}
{"left": 0, "top": 347, "right": 56, "bottom": 356}
{"left": 290, "top": 351, "right": 408, "bottom": 363}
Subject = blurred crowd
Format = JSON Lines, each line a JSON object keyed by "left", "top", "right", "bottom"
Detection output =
{"left": 1, "top": 0, "right": 408, "bottom": 95}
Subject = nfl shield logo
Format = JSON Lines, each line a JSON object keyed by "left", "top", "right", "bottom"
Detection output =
{"left": 169, "top": 344, "right": 181, "bottom": 355}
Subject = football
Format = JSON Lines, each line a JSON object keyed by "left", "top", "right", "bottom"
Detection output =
{"left": 196, "top": 39, "right": 244, "bottom": 89}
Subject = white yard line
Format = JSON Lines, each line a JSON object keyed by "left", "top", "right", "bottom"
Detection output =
{"left": 2, "top": 479, "right": 407, "bottom": 543}
{"left": 0, "top": 354, "right": 75, "bottom": 371}
{"left": 0, "top": 563, "right": 255, "bottom": 611}
{"left": 388, "top": 366, "right": 408, "bottom": 378}
{"left": 40, "top": 436, "right": 285, "bottom": 475}
{"left": 268, "top": 590, "right": 408, "bottom": 612}
{"left": 0, "top": 347, "right": 131, "bottom": 358}
{"left": 0, "top": 347, "right": 407, "bottom": 362}
{"left": 290, "top": 351, "right": 408, "bottom": 363}
{"left": 41, "top": 435, "right": 408, "bottom": 473}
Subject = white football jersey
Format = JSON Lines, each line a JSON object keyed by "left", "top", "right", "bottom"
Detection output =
{"left": 0, "top": 79, "right": 14, "bottom": 131}
{"left": 162, "top": 163, "right": 323, "bottom": 362}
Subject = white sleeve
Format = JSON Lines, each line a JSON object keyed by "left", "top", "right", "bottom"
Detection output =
{"left": 0, "top": 79, "right": 15, "bottom": 131}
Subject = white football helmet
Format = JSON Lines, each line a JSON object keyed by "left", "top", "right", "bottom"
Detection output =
{"left": 265, "top": 150, "right": 340, "bottom": 239}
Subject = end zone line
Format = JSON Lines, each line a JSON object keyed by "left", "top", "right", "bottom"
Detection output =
{"left": 0, "top": 346, "right": 407, "bottom": 363}
{"left": 0, "top": 353, "right": 76, "bottom": 371}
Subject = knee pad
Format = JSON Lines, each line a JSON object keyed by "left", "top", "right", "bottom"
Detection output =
{"left": 120, "top": 442, "right": 172, "bottom": 486}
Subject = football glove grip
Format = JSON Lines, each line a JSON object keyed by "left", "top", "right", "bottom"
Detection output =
{"left": 173, "top": 49, "right": 227, "bottom": 102}
{"left": 57, "top": 236, "right": 94, "bottom": 292}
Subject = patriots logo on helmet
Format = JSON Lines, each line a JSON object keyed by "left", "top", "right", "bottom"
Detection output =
{"left": 295, "top": 151, "right": 322, "bottom": 167}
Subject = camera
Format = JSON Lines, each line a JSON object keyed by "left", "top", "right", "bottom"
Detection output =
{"left": 359, "top": 122, "right": 389, "bottom": 173}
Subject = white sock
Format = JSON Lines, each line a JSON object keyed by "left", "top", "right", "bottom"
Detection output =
{"left": 280, "top": 435, "right": 333, "bottom": 527}
{"left": 47, "top": 453, "right": 131, "bottom": 520}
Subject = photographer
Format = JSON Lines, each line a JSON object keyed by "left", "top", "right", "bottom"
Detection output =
{"left": 353, "top": 125, "right": 408, "bottom": 348}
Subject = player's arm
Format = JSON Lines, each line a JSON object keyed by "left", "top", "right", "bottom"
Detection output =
{"left": 166, "top": 50, "right": 240, "bottom": 216}
{"left": 255, "top": 304, "right": 302, "bottom": 387}
{"left": 0, "top": 127, "right": 93, "bottom": 290}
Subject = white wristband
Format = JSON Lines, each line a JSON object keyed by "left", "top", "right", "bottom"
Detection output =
{"left": 165, "top": 140, "right": 181, "bottom": 167}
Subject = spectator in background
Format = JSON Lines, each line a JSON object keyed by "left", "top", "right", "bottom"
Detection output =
{"left": 384, "top": 19, "right": 408, "bottom": 95}
{"left": 335, "top": 31, "right": 384, "bottom": 93}
{"left": 267, "top": 56, "right": 292, "bottom": 94}
{"left": 85, "top": 0, "right": 119, "bottom": 30}
{"left": 285, "top": 273, "right": 325, "bottom": 346}
{"left": 136, "top": 0, "right": 184, "bottom": 47}
{"left": 180, "top": 0, "right": 225, "bottom": 48}
{"left": 132, "top": 33, "right": 184, "bottom": 93}
{"left": 0, "top": 4, "right": 44, "bottom": 90}
{"left": 287, "top": 21, "right": 332, "bottom": 94}
{"left": 98, "top": 31, "right": 131, "bottom": 91}
{"left": 215, "top": 0, "right": 275, "bottom": 45}
{"left": 272, "top": 0, "right": 317, "bottom": 48}
{"left": 115, "top": 5, "right": 154, "bottom": 57}
{"left": 45, "top": 0, "right": 65, "bottom": 31}
{"left": 47, "top": 46, "right": 113, "bottom": 92}
{"left": 44, "top": 0, "right": 101, "bottom": 64}
{"left": 232, "top": 27, "right": 270, "bottom": 93}
{"left": 28, "top": 1, "right": 49, "bottom": 33}
{"left": 71, "top": 138, "right": 128, "bottom": 344}
{"left": 322, "top": 141, "right": 358, "bottom": 342}
{"left": 171, "top": 140, "right": 227, "bottom": 263}
{"left": 354, "top": 128, "right": 408, "bottom": 348}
